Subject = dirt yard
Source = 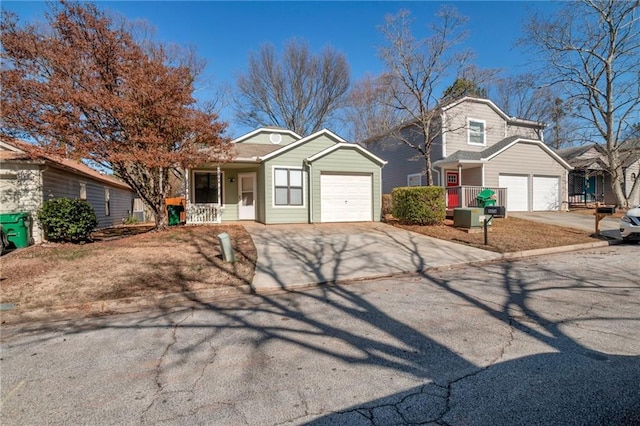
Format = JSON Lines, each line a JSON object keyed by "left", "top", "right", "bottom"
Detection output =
{"left": 0, "top": 224, "right": 256, "bottom": 321}
{"left": 393, "top": 216, "right": 599, "bottom": 253}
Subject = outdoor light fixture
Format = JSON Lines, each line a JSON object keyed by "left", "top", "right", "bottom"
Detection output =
{"left": 228, "top": 177, "right": 235, "bottom": 183}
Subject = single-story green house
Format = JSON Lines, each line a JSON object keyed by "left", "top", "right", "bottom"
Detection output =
{"left": 184, "top": 128, "right": 386, "bottom": 224}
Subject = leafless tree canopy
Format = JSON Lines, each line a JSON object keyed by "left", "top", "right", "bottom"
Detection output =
{"left": 520, "top": 0, "right": 640, "bottom": 207}
{"left": 377, "top": 7, "right": 471, "bottom": 185}
{"left": 343, "top": 73, "right": 409, "bottom": 143}
{"left": 234, "top": 38, "right": 350, "bottom": 136}
{"left": 0, "top": 2, "right": 230, "bottom": 228}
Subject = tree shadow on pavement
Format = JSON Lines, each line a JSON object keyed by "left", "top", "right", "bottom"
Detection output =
{"left": 3, "top": 226, "right": 639, "bottom": 425}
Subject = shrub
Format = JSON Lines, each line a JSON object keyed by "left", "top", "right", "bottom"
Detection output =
{"left": 392, "top": 186, "right": 445, "bottom": 225}
{"left": 37, "top": 198, "right": 98, "bottom": 242}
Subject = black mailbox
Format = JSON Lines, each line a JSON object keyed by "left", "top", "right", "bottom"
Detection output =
{"left": 484, "top": 206, "right": 506, "bottom": 217}
{"left": 596, "top": 206, "right": 616, "bottom": 214}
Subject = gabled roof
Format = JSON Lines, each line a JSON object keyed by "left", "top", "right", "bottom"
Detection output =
{"left": 433, "top": 136, "right": 572, "bottom": 170}
{"left": 556, "top": 143, "right": 606, "bottom": 162}
{"left": 442, "top": 97, "right": 546, "bottom": 128}
{"left": 259, "top": 128, "right": 347, "bottom": 161}
{"left": 232, "top": 127, "right": 302, "bottom": 144}
{"left": 360, "top": 97, "right": 545, "bottom": 145}
{"left": 305, "top": 143, "right": 387, "bottom": 166}
{"left": 0, "top": 138, "right": 134, "bottom": 191}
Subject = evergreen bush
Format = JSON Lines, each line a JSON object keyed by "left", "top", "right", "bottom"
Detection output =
{"left": 392, "top": 186, "right": 445, "bottom": 225}
{"left": 37, "top": 198, "right": 98, "bottom": 242}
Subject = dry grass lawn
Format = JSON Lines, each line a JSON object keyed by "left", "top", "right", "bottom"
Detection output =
{"left": 392, "top": 216, "right": 599, "bottom": 253}
{"left": 0, "top": 224, "right": 256, "bottom": 322}
{"left": 0, "top": 215, "right": 607, "bottom": 323}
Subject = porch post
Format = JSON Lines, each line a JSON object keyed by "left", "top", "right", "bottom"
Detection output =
{"left": 216, "top": 165, "right": 222, "bottom": 224}
{"left": 184, "top": 168, "right": 190, "bottom": 224}
{"left": 458, "top": 163, "right": 464, "bottom": 208}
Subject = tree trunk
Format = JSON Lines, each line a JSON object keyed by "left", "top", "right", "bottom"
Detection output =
{"left": 154, "top": 198, "right": 168, "bottom": 230}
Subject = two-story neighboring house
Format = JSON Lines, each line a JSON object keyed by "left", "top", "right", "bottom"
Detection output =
{"left": 365, "top": 97, "right": 572, "bottom": 213}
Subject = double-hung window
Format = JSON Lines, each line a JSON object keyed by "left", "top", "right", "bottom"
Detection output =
{"left": 274, "top": 168, "right": 303, "bottom": 206}
{"left": 407, "top": 173, "right": 421, "bottom": 187}
{"left": 468, "top": 119, "right": 486, "bottom": 145}
{"left": 194, "top": 172, "right": 223, "bottom": 204}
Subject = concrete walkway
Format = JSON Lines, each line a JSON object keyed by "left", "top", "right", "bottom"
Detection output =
{"left": 245, "top": 222, "right": 502, "bottom": 293}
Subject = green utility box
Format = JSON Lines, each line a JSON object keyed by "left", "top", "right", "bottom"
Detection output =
{"left": 453, "top": 208, "right": 491, "bottom": 228}
{"left": 0, "top": 212, "right": 31, "bottom": 248}
{"left": 167, "top": 204, "right": 184, "bottom": 226}
{"left": 477, "top": 189, "right": 497, "bottom": 208}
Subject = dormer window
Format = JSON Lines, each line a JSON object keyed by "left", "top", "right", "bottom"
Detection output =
{"left": 468, "top": 119, "right": 486, "bottom": 146}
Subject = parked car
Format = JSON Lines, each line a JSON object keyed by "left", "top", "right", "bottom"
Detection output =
{"left": 619, "top": 206, "right": 640, "bottom": 242}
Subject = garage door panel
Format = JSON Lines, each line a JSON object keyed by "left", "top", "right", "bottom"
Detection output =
{"left": 321, "top": 174, "right": 372, "bottom": 222}
{"left": 499, "top": 175, "right": 529, "bottom": 212}
{"left": 533, "top": 176, "right": 560, "bottom": 211}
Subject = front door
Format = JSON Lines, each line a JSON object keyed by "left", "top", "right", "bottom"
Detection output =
{"left": 238, "top": 172, "right": 256, "bottom": 220}
{"left": 446, "top": 171, "right": 459, "bottom": 207}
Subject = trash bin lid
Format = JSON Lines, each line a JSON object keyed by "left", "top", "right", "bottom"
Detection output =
{"left": 0, "top": 212, "right": 29, "bottom": 223}
{"left": 477, "top": 189, "right": 495, "bottom": 199}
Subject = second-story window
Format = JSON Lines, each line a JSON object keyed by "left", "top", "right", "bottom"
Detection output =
{"left": 468, "top": 119, "right": 486, "bottom": 145}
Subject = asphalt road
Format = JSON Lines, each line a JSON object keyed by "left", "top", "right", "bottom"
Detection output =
{"left": 1, "top": 244, "right": 639, "bottom": 425}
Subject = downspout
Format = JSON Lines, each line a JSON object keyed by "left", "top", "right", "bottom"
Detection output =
{"left": 305, "top": 159, "right": 313, "bottom": 223}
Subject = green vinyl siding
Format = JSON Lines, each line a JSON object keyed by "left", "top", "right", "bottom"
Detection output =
{"left": 241, "top": 132, "right": 298, "bottom": 146}
{"left": 308, "top": 148, "right": 382, "bottom": 223}
{"left": 262, "top": 136, "right": 336, "bottom": 224}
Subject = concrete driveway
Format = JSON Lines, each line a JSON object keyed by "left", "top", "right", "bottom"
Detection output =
{"left": 244, "top": 222, "right": 502, "bottom": 292}
{"left": 510, "top": 211, "right": 622, "bottom": 239}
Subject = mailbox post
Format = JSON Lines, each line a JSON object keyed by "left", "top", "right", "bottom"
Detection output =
{"left": 594, "top": 204, "right": 616, "bottom": 234}
{"left": 483, "top": 206, "right": 506, "bottom": 245}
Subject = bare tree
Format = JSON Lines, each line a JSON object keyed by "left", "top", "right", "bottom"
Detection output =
{"left": 234, "top": 38, "right": 350, "bottom": 136}
{"left": 1, "top": 2, "right": 230, "bottom": 229}
{"left": 343, "top": 73, "right": 408, "bottom": 142}
{"left": 377, "top": 7, "right": 471, "bottom": 185}
{"left": 520, "top": 0, "right": 640, "bottom": 208}
{"left": 491, "top": 74, "right": 578, "bottom": 149}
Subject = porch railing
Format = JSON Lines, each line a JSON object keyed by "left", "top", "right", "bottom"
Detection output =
{"left": 186, "top": 203, "right": 222, "bottom": 224}
{"left": 446, "top": 186, "right": 508, "bottom": 211}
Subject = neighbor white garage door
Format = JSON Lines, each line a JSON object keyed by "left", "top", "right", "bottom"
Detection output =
{"left": 533, "top": 176, "right": 560, "bottom": 211}
{"left": 320, "top": 173, "right": 372, "bottom": 222}
{"left": 499, "top": 174, "right": 529, "bottom": 212}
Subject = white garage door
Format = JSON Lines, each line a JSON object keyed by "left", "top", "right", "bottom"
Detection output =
{"left": 533, "top": 176, "right": 560, "bottom": 211}
{"left": 499, "top": 174, "right": 529, "bottom": 212}
{"left": 320, "top": 173, "right": 372, "bottom": 222}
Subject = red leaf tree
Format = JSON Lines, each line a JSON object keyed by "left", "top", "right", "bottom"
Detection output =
{"left": 1, "top": 2, "right": 231, "bottom": 228}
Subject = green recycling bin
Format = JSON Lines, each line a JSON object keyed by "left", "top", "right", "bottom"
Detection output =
{"left": 167, "top": 204, "right": 184, "bottom": 226}
{"left": 0, "top": 212, "right": 31, "bottom": 248}
{"left": 476, "top": 189, "right": 497, "bottom": 208}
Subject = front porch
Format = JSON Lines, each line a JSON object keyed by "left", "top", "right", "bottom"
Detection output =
{"left": 445, "top": 186, "right": 508, "bottom": 217}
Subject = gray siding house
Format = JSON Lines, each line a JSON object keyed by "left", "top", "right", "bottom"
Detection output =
{"left": 184, "top": 128, "right": 386, "bottom": 224}
{"left": 0, "top": 139, "right": 137, "bottom": 244}
{"left": 558, "top": 142, "right": 640, "bottom": 207}
{"left": 365, "top": 97, "right": 573, "bottom": 212}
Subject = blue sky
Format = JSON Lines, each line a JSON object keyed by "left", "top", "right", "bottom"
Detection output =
{"left": 3, "top": 1, "right": 560, "bottom": 136}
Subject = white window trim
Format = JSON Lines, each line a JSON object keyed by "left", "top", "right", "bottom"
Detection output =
{"left": 407, "top": 173, "right": 422, "bottom": 187}
{"left": 272, "top": 165, "right": 306, "bottom": 209}
{"left": 79, "top": 181, "right": 87, "bottom": 200}
{"left": 192, "top": 169, "right": 225, "bottom": 206}
{"left": 468, "top": 118, "right": 486, "bottom": 146}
